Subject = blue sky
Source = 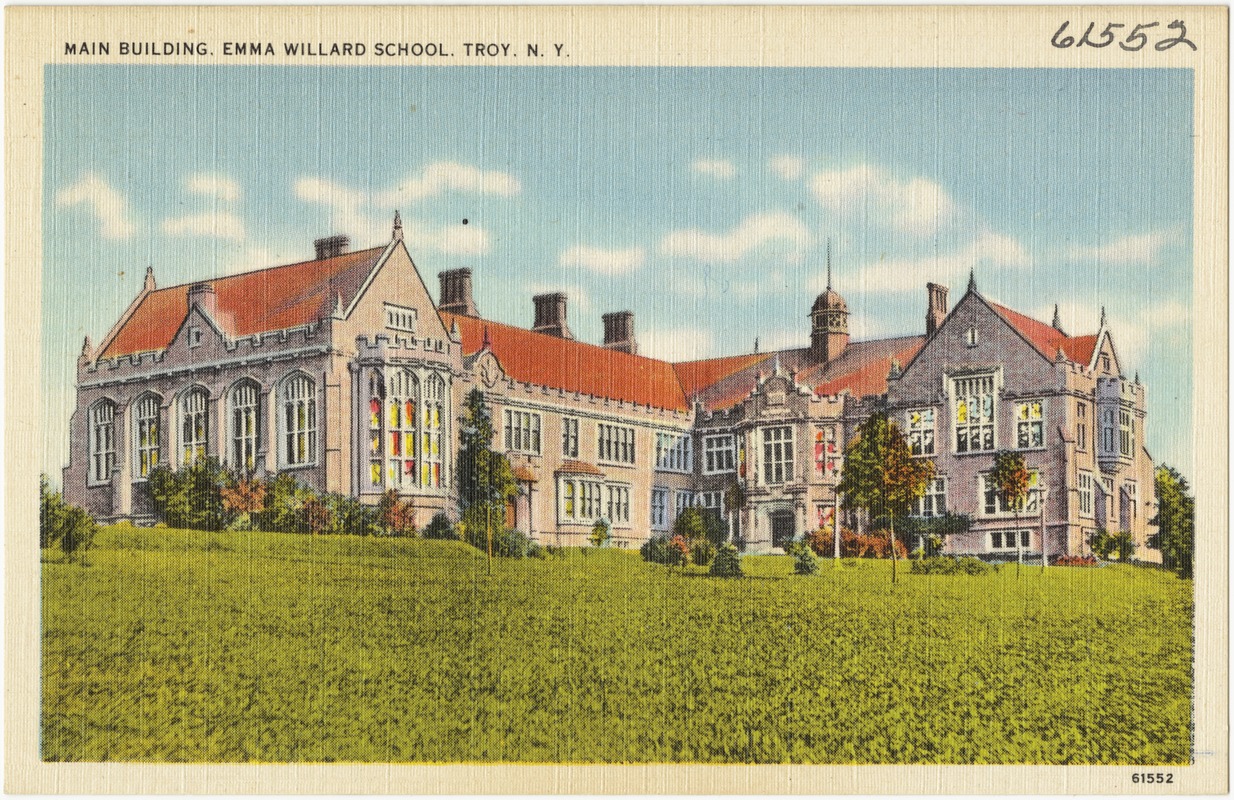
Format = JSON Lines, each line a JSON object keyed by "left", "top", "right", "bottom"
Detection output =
{"left": 42, "top": 66, "right": 1194, "bottom": 479}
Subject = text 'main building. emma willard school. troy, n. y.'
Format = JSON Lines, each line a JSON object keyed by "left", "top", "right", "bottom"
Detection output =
{"left": 63, "top": 213, "right": 1158, "bottom": 559}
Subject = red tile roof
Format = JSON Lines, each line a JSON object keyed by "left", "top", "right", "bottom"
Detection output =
{"left": 99, "top": 246, "right": 386, "bottom": 359}
{"left": 555, "top": 460, "right": 604, "bottom": 476}
{"left": 987, "top": 301, "right": 1097, "bottom": 364}
{"left": 674, "top": 352, "right": 772, "bottom": 398}
{"left": 443, "top": 313, "right": 690, "bottom": 411}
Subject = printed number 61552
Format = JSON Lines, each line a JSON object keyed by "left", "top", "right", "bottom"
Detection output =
{"left": 1131, "top": 773, "right": 1175, "bottom": 784}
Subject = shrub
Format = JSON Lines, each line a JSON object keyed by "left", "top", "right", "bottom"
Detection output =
{"left": 910, "top": 556, "right": 992, "bottom": 576}
{"left": 807, "top": 526, "right": 860, "bottom": 558}
{"left": 666, "top": 535, "right": 691, "bottom": 568}
{"left": 673, "top": 507, "right": 708, "bottom": 543}
{"left": 854, "top": 532, "right": 908, "bottom": 560}
{"left": 793, "top": 545, "right": 819, "bottom": 575}
{"left": 1052, "top": 554, "right": 1099, "bottom": 567}
{"left": 220, "top": 478, "right": 266, "bottom": 530}
{"left": 691, "top": 539, "right": 715, "bottom": 567}
{"left": 145, "top": 459, "right": 234, "bottom": 531}
{"left": 709, "top": 543, "right": 742, "bottom": 577}
{"left": 256, "top": 472, "right": 307, "bottom": 533}
{"left": 423, "top": 512, "right": 457, "bottom": 540}
{"left": 302, "top": 497, "right": 333, "bottom": 534}
{"left": 589, "top": 519, "right": 611, "bottom": 548}
{"left": 461, "top": 503, "right": 527, "bottom": 557}
{"left": 40, "top": 476, "right": 96, "bottom": 562}
{"left": 321, "top": 493, "right": 381, "bottom": 537}
{"left": 640, "top": 534, "right": 672, "bottom": 564}
{"left": 526, "top": 541, "right": 546, "bottom": 559}
{"left": 378, "top": 489, "right": 418, "bottom": 537}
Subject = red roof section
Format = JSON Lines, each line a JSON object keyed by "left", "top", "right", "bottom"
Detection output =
{"left": 674, "top": 352, "right": 771, "bottom": 398}
{"left": 556, "top": 460, "right": 604, "bottom": 476}
{"left": 813, "top": 341, "right": 924, "bottom": 397}
{"left": 987, "top": 301, "right": 1097, "bottom": 365}
{"left": 99, "top": 246, "right": 386, "bottom": 359}
{"left": 443, "top": 313, "right": 690, "bottom": 411}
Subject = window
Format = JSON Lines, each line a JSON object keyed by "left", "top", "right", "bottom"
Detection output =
{"left": 1078, "top": 471, "right": 1094, "bottom": 517}
{"left": 384, "top": 303, "right": 417, "bottom": 333}
{"left": 814, "top": 426, "right": 841, "bottom": 477}
{"left": 422, "top": 374, "right": 445, "bottom": 488}
{"left": 89, "top": 400, "right": 116, "bottom": 484}
{"left": 562, "top": 417, "right": 579, "bottom": 458}
{"left": 816, "top": 504, "right": 836, "bottom": 534}
{"left": 966, "top": 327, "right": 979, "bottom": 347}
{"left": 556, "top": 476, "right": 604, "bottom": 522}
{"left": 605, "top": 484, "right": 631, "bottom": 525}
{"left": 283, "top": 375, "right": 316, "bottom": 466}
{"left": 762, "top": 426, "right": 794, "bottom": 485}
{"left": 1015, "top": 400, "right": 1044, "bottom": 449}
{"left": 180, "top": 389, "right": 209, "bottom": 466}
{"left": 598, "top": 423, "right": 635, "bottom": 464}
{"left": 913, "top": 476, "right": 947, "bottom": 518}
{"left": 133, "top": 395, "right": 161, "bottom": 479}
{"left": 188, "top": 326, "right": 204, "bottom": 347}
{"left": 387, "top": 370, "right": 419, "bottom": 488}
{"left": 675, "top": 490, "right": 693, "bottom": 518}
{"left": 504, "top": 409, "right": 541, "bottom": 454}
{"left": 230, "top": 383, "right": 260, "bottom": 471}
{"left": 990, "top": 530, "right": 1031, "bottom": 551}
{"left": 907, "top": 409, "right": 935, "bottom": 456}
{"left": 1076, "top": 402, "right": 1088, "bottom": 451}
{"left": 981, "top": 470, "right": 1042, "bottom": 516}
{"left": 368, "top": 372, "right": 383, "bottom": 488}
{"left": 651, "top": 488, "right": 668, "bottom": 529}
{"left": 1119, "top": 409, "right": 1134, "bottom": 457}
{"left": 1101, "top": 408, "right": 1116, "bottom": 453}
{"left": 1101, "top": 354, "right": 1111, "bottom": 372}
{"left": 703, "top": 434, "right": 736, "bottom": 474}
{"left": 952, "top": 373, "right": 995, "bottom": 453}
{"left": 655, "top": 432, "right": 692, "bottom": 472}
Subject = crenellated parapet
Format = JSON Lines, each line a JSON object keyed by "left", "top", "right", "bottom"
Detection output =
{"left": 355, "top": 332, "right": 458, "bottom": 364}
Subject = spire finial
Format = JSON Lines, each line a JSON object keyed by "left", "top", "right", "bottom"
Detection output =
{"left": 80, "top": 335, "right": 93, "bottom": 357}
{"left": 392, "top": 210, "right": 403, "bottom": 242}
{"left": 967, "top": 268, "right": 977, "bottom": 293}
{"left": 753, "top": 337, "right": 760, "bottom": 354}
{"left": 773, "top": 352, "right": 782, "bottom": 376}
{"left": 826, "top": 239, "right": 833, "bottom": 290}
{"left": 482, "top": 325, "right": 491, "bottom": 350}
{"left": 1099, "top": 306, "right": 1107, "bottom": 328}
{"left": 1051, "top": 303, "right": 1063, "bottom": 331}
{"left": 144, "top": 264, "right": 156, "bottom": 291}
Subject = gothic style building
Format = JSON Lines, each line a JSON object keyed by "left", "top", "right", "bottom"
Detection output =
{"left": 63, "top": 216, "right": 1158, "bottom": 560}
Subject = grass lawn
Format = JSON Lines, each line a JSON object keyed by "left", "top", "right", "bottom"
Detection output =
{"left": 42, "top": 526, "right": 1193, "bottom": 764}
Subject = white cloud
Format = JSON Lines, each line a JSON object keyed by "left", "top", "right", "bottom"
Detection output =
{"left": 810, "top": 164, "right": 957, "bottom": 237}
{"left": 56, "top": 173, "right": 135, "bottom": 239}
{"left": 376, "top": 161, "right": 520, "bottom": 207}
{"left": 559, "top": 245, "right": 645, "bottom": 275}
{"left": 659, "top": 212, "right": 811, "bottom": 263}
{"left": 162, "top": 212, "right": 246, "bottom": 241}
{"left": 769, "top": 155, "right": 804, "bottom": 181}
{"left": 186, "top": 172, "right": 240, "bottom": 203}
{"left": 294, "top": 176, "right": 384, "bottom": 243}
{"left": 691, "top": 159, "right": 736, "bottom": 179}
{"left": 819, "top": 231, "right": 1029, "bottom": 294}
{"left": 1062, "top": 231, "right": 1175, "bottom": 265}
{"left": 1047, "top": 298, "right": 1187, "bottom": 369}
{"left": 639, "top": 327, "right": 716, "bottom": 362}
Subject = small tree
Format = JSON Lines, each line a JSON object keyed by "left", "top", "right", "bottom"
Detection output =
{"left": 39, "top": 475, "right": 96, "bottom": 563}
{"left": 1152, "top": 464, "right": 1195, "bottom": 579}
{"left": 458, "top": 390, "right": 518, "bottom": 569}
{"left": 589, "top": 518, "right": 611, "bottom": 548}
{"left": 990, "top": 450, "right": 1030, "bottom": 578}
{"left": 709, "top": 542, "right": 743, "bottom": 577}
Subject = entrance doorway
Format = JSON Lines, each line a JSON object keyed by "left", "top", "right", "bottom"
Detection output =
{"left": 770, "top": 510, "right": 795, "bottom": 551}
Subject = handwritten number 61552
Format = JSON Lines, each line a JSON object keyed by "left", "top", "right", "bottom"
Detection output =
{"left": 1052, "top": 20, "right": 1197, "bottom": 51}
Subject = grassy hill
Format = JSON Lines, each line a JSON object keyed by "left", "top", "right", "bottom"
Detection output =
{"left": 42, "top": 526, "right": 1192, "bottom": 764}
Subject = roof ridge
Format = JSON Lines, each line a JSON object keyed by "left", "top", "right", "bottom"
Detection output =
{"left": 144, "top": 244, "right": 388, "bottom": 295}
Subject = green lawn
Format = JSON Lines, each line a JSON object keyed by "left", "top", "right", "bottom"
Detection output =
{"left": 42, "top": 526, "right": 1193, "bottom": 764}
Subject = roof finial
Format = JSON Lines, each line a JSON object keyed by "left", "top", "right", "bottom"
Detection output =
{"left": 144, "top": 264, "right": 156, "bottom": 291}
{"left": 482, "top": 325, "right": 492, "bottom": 350}
{"left": 392, "top": 210, "right": 403, "bottom": 242}
{"left": 1099, "top": 305, "right": 1107, "bottom": 328}
{"left": 826, "top": 239, "right": 833, "bottom": 291}
{"left": 1134, "top": 371, "right": 1141, "bottom": 385}
{"left": 753, "top": 337, "right": 760, "bottom": 354}
{"left": 967, "top": 268, "right": 977, "bottom": 293}
{"left": 332, "top": 292, "right": 345, "bottom": 319}
{"left": 888, "top": 358, "right": 902, "bottom": 379}
{"left": 80, "top": 335, "right": 93, "bottom": 358}
{"left": 773, "top": 352, "right": 782, "bottom": 376}
{"left": 1051, "top": 303, "right": 1063, "bottom": 332}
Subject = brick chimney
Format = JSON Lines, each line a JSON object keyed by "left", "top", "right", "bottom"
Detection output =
{"left": 532, "top": 292, "right": 575, "bottom": 340}
{"left": 926, "top": 282, "right": 949, "bottom": 337}
{"left": 187, "top": 282, "right": 217, "bottom": 317}
{"left": 438, "top": 268, "right": 480, "bottom": 317}
{"left": 602, "top": 311, "right": 638, "bottom": 354}
{"left": 314, "top": 235, "right": 350, "bottom": 260}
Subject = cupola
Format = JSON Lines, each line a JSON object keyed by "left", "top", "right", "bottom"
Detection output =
{"left": 809, "top": 241, "right": 849, "bottom": 363}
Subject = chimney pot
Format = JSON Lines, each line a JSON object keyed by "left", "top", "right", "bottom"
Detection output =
{"left": 532, "top": 292, "right": 575, "bottom": 340}
{"left": 602, "top": 311, "right": 638, "bottom": 354}
{"left": 314, "top": 235, "right": 350, "bottom": 260}
{"left": 437, "top": 268, "right": 480, "bottom": 317}
{"left": 926, "top": 282, "right": 949, "bottom": 337}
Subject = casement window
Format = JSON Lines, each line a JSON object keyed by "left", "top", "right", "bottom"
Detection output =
{"left": 180, "top": 389, "right": 209, "bottom": 466}
{"left": 422, "top": 374, "right": 445, "bottom": 488}
{"left": 1078, "top": 471, "right": 1094, "bottom": 517}
{"left": 368, "top": 372, "right": 384, "bottom": 488}
{"left": 655, "top": 432, "right": 692, "bottom": 473}
{"left": 384, "top": 303, "right": 417, "bottom": 333}
{"left": 559, "top": 477, "right": 625, "bottom": 524}
{"left": 562, "top": 417, "right": 579, "bottom": 458}
{"left": 385, "top": 370, "right": 419, "bottom": 488}
{"left": 1101, "top": 408, "right": 1117, "bottom": 453}
{"left": 1015, "top": 400, "right": 1045, "bottom": 449}
{"left": 951, "top": 373, "right": 996, "bottom": 453}
{"left": 703, "top": 434, "right": 736, "bottom": 474}
{"left": 906, "top": 409, "right": 935, "bottom": 456}
{"left": 1119, "top": 409, "right": 1134, "bottom": 457}
{"left": 651, "top": 488, "right": 669, "bottom": 530}
{"left": 1076, "top": 402, "right": 1088, "bottom": 451}
{"left": 504, "top": 409, "right": 541, "bottom": 455}
{"left": 990, "top": 530, "right": 1031, "bottom": 551}
{"left": 980, "top": 470, "right": 1042, "bottom": 516}
{"left": 89, "top": 400, "right": 117, "bottom": 484}
{"left": 912, "top": 476, "right": 948, "bottom": 518}
{"left": 605, "top": 484, "right": 631, "bottom": 526}
{"left": 283, "top": 375, "right": 317, "bottom": 467}
{"left": 762, "top": 426, "right": 794, "bottom": 485}
{"left": 598, "top": 423, "right": 635, "bottom": 464}
{"left": 229, "top": 383, "right": 260, "bottom": 472}
{"left": 814, "top": 426, "right": 841, "bottom": 477}
{"left": 133, "top": 395, "right": 161, "bottom": 479}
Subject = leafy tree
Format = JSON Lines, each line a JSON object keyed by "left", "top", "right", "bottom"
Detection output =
{"left": 39, "top": 475, "right": 96, "bottom": 562}
{"left": 457, "top": 390, "right": 518, "bottom": 569}
{"left": 990, "top": 450, "right": 1030, "bottom": 577}
{"left": 1151, "top": 465, "right": 1195, "bottom": 578}
{"left": 836, "top": 413, "right": 935, "bottom": 583}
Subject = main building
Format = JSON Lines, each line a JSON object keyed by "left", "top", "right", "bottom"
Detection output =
{"left": 63, "top": 215, "right": 1159, "bottom": 559}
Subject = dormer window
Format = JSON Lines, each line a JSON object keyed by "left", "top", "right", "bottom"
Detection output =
{"left": 188, "top": 326, "right": 204, "bottom": 348}
{"left": 966, "top": 327, "right": 979, "bottom": 347}
{"left": 385, "top": 304, "right": 417, "bottom": 333}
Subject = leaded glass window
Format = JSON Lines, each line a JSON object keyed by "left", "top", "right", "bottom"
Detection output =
{"left": 423, "top": 373, "right": 445, "bottom": 488}
{"left": 180, "top": 389, "right": 209, "bottom": 466}
{"left": 762, "top": 426, "right": 794, "bottom": 485}
{"left": 952, "top": 374, "right": 995, "bottom": 453}
{"left": 230, "top": 383, "right": 260, "bottom": 471}
{"left": 907, "top": 409, "right": 935, "bottom": 456}
{"left": 1016, "top": 400, "right": 1044, "bottom": 449}
{"left": 283, "top": 376, "right": 316, "bottom": 466}
{"left": 387, "top": 370, "right": 418, "bottom": 488}
{"left": 133, "top": 395, "right": 160, "bottom": 479}
{"left": 90, "top": 400, "right": 116, "bottom": 483}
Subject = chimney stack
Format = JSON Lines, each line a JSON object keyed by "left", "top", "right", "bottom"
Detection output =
{"left": 532, "top": 292, "right": 575, "bottom": 340}
{"left": 926, "top": 282, "right": 949, "bottom": 337}
{"left": 438, "top": 268, "right": 480, "bottom": 317}
{"left": 187, "top": 282, "right": 217, "bottom": 317}
{"left": 314, "top": 235, "right": 350, "bottom": 260}
{"left": 602, "top": 311, "right": 638, "bottom": 355}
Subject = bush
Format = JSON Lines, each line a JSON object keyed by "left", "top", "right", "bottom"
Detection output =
{"left": 807, "top": 526, "right": 860, "bottom": 558}
{"left": 378, "top": 489, "right": 418, "bottom": 537}
{"left": 527, "top": 541, "right": 546, "bottom": 559}
{"left": 145, "top": 458, "right": 233, "bottom": 531}
{"left": 1052, "top": 554, "right": 1099, "bottom": 567}
{"left": 423, "top": 512, "right": 457, "bottom": 540}
{"left": 589, "top": 519, "right": 612, "bottom": 548}
{"left": 910, "top": 556, "right": 993, "bottom": 576}
{"left": 793, "top": 545, "right": 819, "bottom": 575}
{"left": 854, "top": 532, "right": 909, "bottom": 560}
{"left": 640, "top": 534, "right": 672, "bottom": 564}
{"left": 709, "top": 543, "right": 742, "bottom": 577}
{"left": 321, "top": 493, "right": 381, "bottom": 537}
{"left": 461, "top": 503, "right": 527, "bottom": 557}
{"left": 39, "top": 475, "right": 96, "bottom": 562}
{"left": 691, "top": 539, "right": 715, "bottom": 567}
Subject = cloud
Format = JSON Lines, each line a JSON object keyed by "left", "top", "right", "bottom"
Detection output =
{"left": 691, "top": 159, "right": 736, "bottom": 179}
{"left": 769, "top": 155, "right": 804, "bottom": 181}
{"left": 1062, "top": 231, "right": 1176, "bottom": 265}
{"left": 559, "top": 245, "right": 645, "bottom": 275}
{"left": 1047, "top": 298, "right": 1188, "bottom": 369}
{"left": 162, "top": 212, "right": 246, "bottom": 241}
{"left": 56, "top": 173, "right": 135, "bottom": 239}
{"left": 659, "top": 212, "right": 811, "bottom": 263}
{"left": 186, "top": 172, "right": 240, "bottom": 202}
{"left": 294, "top": 176, "right": 384, "bottom": 243}
{"left": 810, "top": 164, "right": 958, "bottom": 237}
{"left": 639, "top": 327, "right": 716, "bottom": 362}
{"left": 375, "top": 161, "right": 520, "bottom": 207}
{"left": 819, "top": 231, "right": 1029, "bottom": 294}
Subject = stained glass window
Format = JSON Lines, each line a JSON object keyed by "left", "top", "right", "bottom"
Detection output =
{"left": 907, "top": 409, "right": 935, "bottom": 456}
{"left": 952, "top": 374, "right": 995, "bottom": 453}
{"left": 386, "top": 370, "right": 418, "bottom": 488}
{"left": 133, "top": 394, "right": 160, "bottom": 479}
{"left": 1016, "top": 400, "right": 1044, "bottom": 449}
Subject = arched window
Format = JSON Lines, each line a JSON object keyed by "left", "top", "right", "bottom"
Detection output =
{"left": 386, "top": 370, "right": 418, "bottom": 488}
{"left": 423, "top": 373, "right": 445, "bottom": 488}
{"left": 230, "top": 382, "right": 260, "bottom": 472}
{"left": 368, "top": 371, "right": 383, "bottom": 488}
{"left": 180, "top": 389, "right": 209, "bottom": 466}
{"left": 283, "top": 375, "right": 316, "bottom": 466}
{"left": 133, "top": 394, "right": 161, "bottom": 479}
{"left": 89, "top": 400, "right": 116, "bottom": 484}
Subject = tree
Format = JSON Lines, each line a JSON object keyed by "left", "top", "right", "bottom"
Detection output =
{"left": 990, "top": 450, "right": 1030, "bottom": 578}
{"left": 836, "top": 413, "right": 935, "bottom": 583}
{"left": 458, "top": 389, "right": 518, "bottom": 572}
{"left": 39, "top": 474, "right": 96, "bottom": 563}
{"left": 1152, "top": 464, "right": 1195, "bottom": 579}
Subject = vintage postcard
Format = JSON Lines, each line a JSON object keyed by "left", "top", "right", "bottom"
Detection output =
{"left": 6, "top": 5, "right": 1228, "bottom": 795}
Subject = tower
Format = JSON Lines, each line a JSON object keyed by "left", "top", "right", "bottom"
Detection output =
{"left": 810, "top": 241, "right": 849, "bottom": 363}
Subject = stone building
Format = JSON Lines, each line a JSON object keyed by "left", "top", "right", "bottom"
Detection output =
{"left": 63, "top": 215, "right": 1158, "bottom": 558}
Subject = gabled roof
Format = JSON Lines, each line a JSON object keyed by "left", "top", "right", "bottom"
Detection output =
{"left": 674, "top": 352, "right": 772, "bottom": 398}
{"left": 443, "top": 313, "right": 690, "bottom": 412}
{"left": 99, "top": 246, "right": 386, "bottom": 359}
{"left": 987, "top": 301, "right": 1098, "bottom": 365}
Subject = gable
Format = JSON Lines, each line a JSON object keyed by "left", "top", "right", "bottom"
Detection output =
{"left": 336, "top": 241, "right": 450, "bottom": 342}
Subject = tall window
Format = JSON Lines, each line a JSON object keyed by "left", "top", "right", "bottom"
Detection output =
{"left": 675, "top": 490, "right": 693, "bottom": 518}
{"left": 1016, "top": 400, "right": 1044, "bottom": 449}
{"left": 598, "top": 423, "right": 635, "bottom": 464}
{"left": 368, "top": 372, "right": 383, "bottom": 488}
{"left": 651, "top": 488, "right": 668, "bottom": 529}
{"left": 981, "top": 470, "right": 1041, "bottom": 515}
{"left": 283, "top": 375, "right": 316, "bottom": 466}
{"left": 762, "top": 426, "right": 794, "bottom": 485}
{"left": 1078, "top": 471, "right": 1094, "bottom": 516}
{"left": 504, "top": 409, "right": 541, "bottom": 454}
{"left": 133, "top": 395, "right": 160, "bottom": 479}
{"left": 606, "top": 484, "right": 631, "bottom": 525}
{"left": 387, "top": 370, "right": 418, "bottom": 488}
{"left": 1101, "top": 408, "right": 1116, "bottom": 452}
{"left": 562, "top": 417, "right": 579, "bottom": 458}
{"left": 230, "top": 383, "right": 260, "bottom": 472}
{"left": 952, "top": 374, "right": 995, "bottom": 453}
{"left": 1076, "top": 402, "right": 1088, "bottom": 451}
{"left": 906, "top": 409, "right": 935, "bottom": 456}
{"left": 655, "top": 432, "right": 691, "bottom": 472}
{"left": 89, "top": 400, "right": 116, "bottom": 483}
{"left": 703, "top": 434, "right": 735, "bottom": 474}
{"left": 559, "top": 476, "right": 603, "bottom": 523}
{"left": 423, "top": 374, "right": 445, "bottom": 488}
{"left": 815, "top": 426, "right": 840, "bottom": 477}
{"left": 1119, "top": 409, "right": 1134, "bottom": 457}
{"left": 180, "top": 389, "right": 209, "bottom": 466}
{"left": 913, "top": 476, "right": 947, "bottom": 518}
